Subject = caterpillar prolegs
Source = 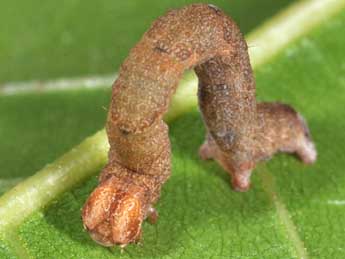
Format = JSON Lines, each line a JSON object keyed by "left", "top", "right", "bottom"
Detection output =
{"left": 82, "top": 4, "right": 317, "bottom": 247}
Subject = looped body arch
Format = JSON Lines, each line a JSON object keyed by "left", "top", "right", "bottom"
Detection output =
{"left": 108, "top": 3, "right": 256, "bottom": 174}
{"left": 82, "top": 4, "right": 316, "bottom": 247}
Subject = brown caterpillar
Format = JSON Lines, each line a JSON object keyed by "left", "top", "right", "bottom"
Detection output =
{"left": 199, "top": 102, "right": 316, "bottom": 191}
{"left": 82, "top": 4, "right": 317, "bottom": 247}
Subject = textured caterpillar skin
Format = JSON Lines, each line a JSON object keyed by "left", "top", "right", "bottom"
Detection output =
{"left": 82, "top": 4, "right": 316, "bottom": 246}
{"left": 199, "top": 102, "right": 317, "bottom": 191}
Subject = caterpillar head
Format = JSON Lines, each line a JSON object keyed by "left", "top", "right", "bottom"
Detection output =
{"left": 82, "top": 175, "right": 147, "bottom": 247}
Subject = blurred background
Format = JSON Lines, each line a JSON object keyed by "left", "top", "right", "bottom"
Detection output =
{"left": 1, "top": 1, "right": 345, "bottom": 258}
{"left": 0, "top": 0, "right": 295, "bottom": 83}
{"left": 0, "top": 0, "right": 295, "bottom": 185}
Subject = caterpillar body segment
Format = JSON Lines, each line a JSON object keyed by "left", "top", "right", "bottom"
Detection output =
{"left": 82, "top": 4, "right": 317, "bottom": 246}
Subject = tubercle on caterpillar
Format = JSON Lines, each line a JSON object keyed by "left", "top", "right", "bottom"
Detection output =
{"left": 82, "top": 4, "right": 317, "bottom": 247}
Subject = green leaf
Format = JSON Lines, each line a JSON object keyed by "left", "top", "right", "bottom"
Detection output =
{"left": 1, "top": 0, "right": 345, "bottom": 258}
{"left": 0, "top": 0, "right": 294, "bottom": 83}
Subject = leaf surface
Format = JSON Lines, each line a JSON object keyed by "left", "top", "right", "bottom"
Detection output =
{"left": 0, "top": 0, "right": 294, "bottom": 83}
{"left": 1, "top": 1, "right": 345, "bottom": 258}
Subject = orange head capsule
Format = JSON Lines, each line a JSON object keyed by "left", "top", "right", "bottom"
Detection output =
{"left": 82, "top": 175, "right": 147, "bottom": 246}
{"left": 82, "top": 4, "right": 316, "bottom": 247}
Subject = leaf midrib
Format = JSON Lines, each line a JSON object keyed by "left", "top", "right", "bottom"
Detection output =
{"left": 1, "top": 0, "right": 345, "bottom": 258}
{"left": 259, "top": 165, "right": 309, "bottom": 259}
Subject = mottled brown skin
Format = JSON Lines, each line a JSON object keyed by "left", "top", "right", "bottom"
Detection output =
{"left": 82, "top": 4, "right": 317, "bottom": 247}
{"left": 199, "top": 102, "right": 317, "bottom": 191}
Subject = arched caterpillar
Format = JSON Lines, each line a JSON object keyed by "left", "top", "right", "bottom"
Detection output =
{"left": 82, "top": 4, "right": 317, "bottom": 247}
